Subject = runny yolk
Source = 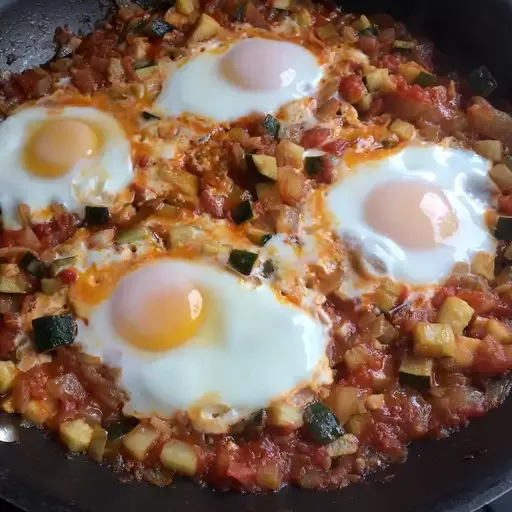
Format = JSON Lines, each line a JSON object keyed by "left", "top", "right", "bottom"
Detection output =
{"left": 220, "top": 38, "right": 298, "bottom": 91}
{"left": 23, "top": 118, "right": 100, "bottom": 178}
{"left": 112, "top": 280, "right": 204, "bottom": 352}
{"left": 364, "top": 180, "right": 458, "bottom": 250}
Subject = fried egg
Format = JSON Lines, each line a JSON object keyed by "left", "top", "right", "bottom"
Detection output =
{"left": 324, "top": 144, "right": 495, "bottom": 291}
{"left": 0, "top": 106, "right": 133, "bottom": 226}
{"left": 154, "top": 37, "right": 323, "bottom": 122}
{"left": 72, "top": 257, "right": 331, "bottom": 433}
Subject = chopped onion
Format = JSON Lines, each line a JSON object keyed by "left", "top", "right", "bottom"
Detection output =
{"left": 276, "top": 205, "right": 300, "bottom": 234}
{"left": 47, "top": 373, "right": 87, "bottom": 402}
{"left": 142, "top": 468, "right": 173, "bottom": 487}
{"left": 277, "top": 166, "right": 307, "bottom": 207}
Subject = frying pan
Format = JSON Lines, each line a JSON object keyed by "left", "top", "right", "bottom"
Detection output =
{"left": 1, "top": 0, "right": 512, "bottom": 510}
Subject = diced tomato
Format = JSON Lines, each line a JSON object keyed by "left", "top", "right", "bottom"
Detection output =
{"left": 498, "top": 195, "right": 512, "bottom": 215}
{"left": 199, "top": 189, "right": 226, "bottom": 218}
{"left": 321, "top": 139, "right": 349, "bottom": 157}
{"left": 456, "top": 290, "right": 499, "bottom": 314}
{"left": 338, "top": 75, "right": 366, "bottom": 104}
{"left": 358, "top": 35, "right": 379, "bottom": 55}
{"left": 301, "top": 127, "right": 331, "bottom": 149}
{"left": 59, "top": 268, "right": 78, "bottom": 285}
{"left": 474, "top": 336, "right": 512, "bottom": 373}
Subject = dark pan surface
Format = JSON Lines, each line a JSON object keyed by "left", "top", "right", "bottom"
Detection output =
{"left": 2, "top": 0, "right": 512, "bottom": 510}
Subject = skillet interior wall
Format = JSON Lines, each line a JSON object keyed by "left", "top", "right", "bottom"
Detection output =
{"left": 0, "top": 0, "right": 512, "bottom": 512}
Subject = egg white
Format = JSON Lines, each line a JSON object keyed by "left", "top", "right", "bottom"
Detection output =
{"left": 325, "top": 144, "right": 495, "bottom": 290}
{"left": 0, "top": 106, "right": 133, "bottom": 226}
{"left": 74, "top": 258, "right": 332, "bottom": 433}
{"left": 153, "top": 38, "right": 323, "bottom": 122}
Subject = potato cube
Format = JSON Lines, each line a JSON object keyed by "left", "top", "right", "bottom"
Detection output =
{"left": 160, "top": 440, "right": 198, "bottom": 476}
{"left": 189, "top": 13, "right": 221, "bottom": 42}
{"left": 267, "top": 402, "right": 303, "bottom": 428}
{"left": 0, "top": 361, "right": 17, "bottom": 394}
{"left": 123, "top": 424, "right": 160, "bottom": 461}
{"left": 486, "top": 318, "right": 512, "bottom": 344}
{"left": 413, "top": 322, "right": 456, "bottom": 358}
{"left": 176, "top": 0, "right": 199, "bottom": 15}
{"left": 60, "top": 419, "right": 93, "bottom": 452}
{"left": 436, "top": 296, "right": 475, "bottom": 335}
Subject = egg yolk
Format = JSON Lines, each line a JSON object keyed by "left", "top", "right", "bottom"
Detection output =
{"left": 220, "top": 38, "right": 299, "bottom": 90}
{"left": 364, "top": 180, "right": 458, "bottom": 250}
{"left": 112, "top": 280, "right": 204, "bottom": 352}
{"left": 23, "top": 118, "right": 100, "bottom": 178}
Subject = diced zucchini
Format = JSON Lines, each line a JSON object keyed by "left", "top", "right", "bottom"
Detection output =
{"left": 292, "top": 7, "right": 312, "bottom": 27}
{"left": 398, "top": 62, "right": 423, "bottom": 84}
{"left": 267, "top": 402, "right": 303, "bottom": 428}
{"left": 88, "top": 426, "right": 108, "bottom": 462}
{"left": 50, "top": 256, "right": 76, "bottom": 277}
{"left": 304, "top": 156, "right": 323, "bottom": 177}
{"left": 470, "top": 251, "right": 494, "bottom": 280}
{"left": 41, "top": 277, "right": 63, "bottom": 295}
{"left": 351, "top": 14, "right": 371, "bottom": 32}
{"left": 436, "top": 296, "right": 475, "bottom": 335}
{"left": 486, "top": 318, "right": 512, "bottom": 344}
{"left": 261, "top": 259, "right": 275, "bottom": 277}
{"left": 326, "top": 433, "right": 359, "bottom": 458}
{"left": 262, "top": 114, "right": 280, "bottom": 138}
{"left": 60, "top": 419, "right": 93, "bottom": 452}
{"left": 115, "top": 226, "right": 149, "bottom": 244}
{"left": 467, "top": 65, "right": 497, "bottom": 97}
{"left": 315, "top": 23, "right": 338, "bottom": 41}
{"left": 85, "top": 205, "right": 110, "bottom": 226}
{"left": 494, "top": 215, "right": 512, "bottom": 241}
{"left": 133, "top": 59, "right": 155, "bottom": 71}
{"left": 490, "top": 163, "right": 512, "bottom": 193}
{"left": 389, "top": 119, "right": 415, "bottom": 141}
{"left": 413, "top": 322, "right": 456, "bottom": 358}
{"left": 275, "top": 140, "right": 304, "bottom": 169}
{"left": 246, "top": 226, "right": 273, "bottom": 246}
{"left": 251, "top": 154, "right": 278, "bottom": 180}
{"left": 227, "top": 249, "right": 258, "bottom": 276}
{"left": 176, "top": 0, "right": 199, "bottom": 15}
{"left": 373, "top": 279, "right": 401, "bottom": 312}
{"left": 144, "top": 18, "right": 175, "bottom": 38}
{"left": 303, "top": 402, "right": 344, "bottom": 445}
{"left": 141, "top": 110, "right": 161, "bottom": 121}
{"left": 25, "top": 400, "right": 54, "bottom": 425}
{"left": 474, "top": 140, "right": 503, "bottom": 162}
{"left": 0, "top": 264, "right": 29, "bottom": 294}
{"left": 365, "top": 394, "right": 385, "bottom": 411}
{"left": 107, "top": 417, "right": 139, "bottom": 440}
{"left": 359, "top": 26, "right": 379, "bottom": 37}
{"left": 160, "top": 440, "right": 198, "bottom": 476}
{"left": 123, "top": 424, "right": 160, "bottom": 461}
{"left": 231, "top": 200, "right": 255, "bottom": 225}
{"left": 19, "top": 252, "right": 44, "bottom": 279}
{"left": 393, "top": 40, "right": 416, "bottom": 50}
{"left": 399, "top": 355, "right": 434, "bottom": 389}
{"left": 0, "top": 361, "right": 17, "bottom": 394}
{"left": 190, "top": 13, "right": 221, "bottom": 42}
{"left": 414, "top": 71, "right": 438, "bottom": 87}
{"left": 32, "top": 314, "right": 76, "bottom": 353}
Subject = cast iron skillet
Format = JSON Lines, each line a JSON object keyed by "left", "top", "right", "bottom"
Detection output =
{"left": 1, "top": 0, "right": 512, "bottom": 510}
